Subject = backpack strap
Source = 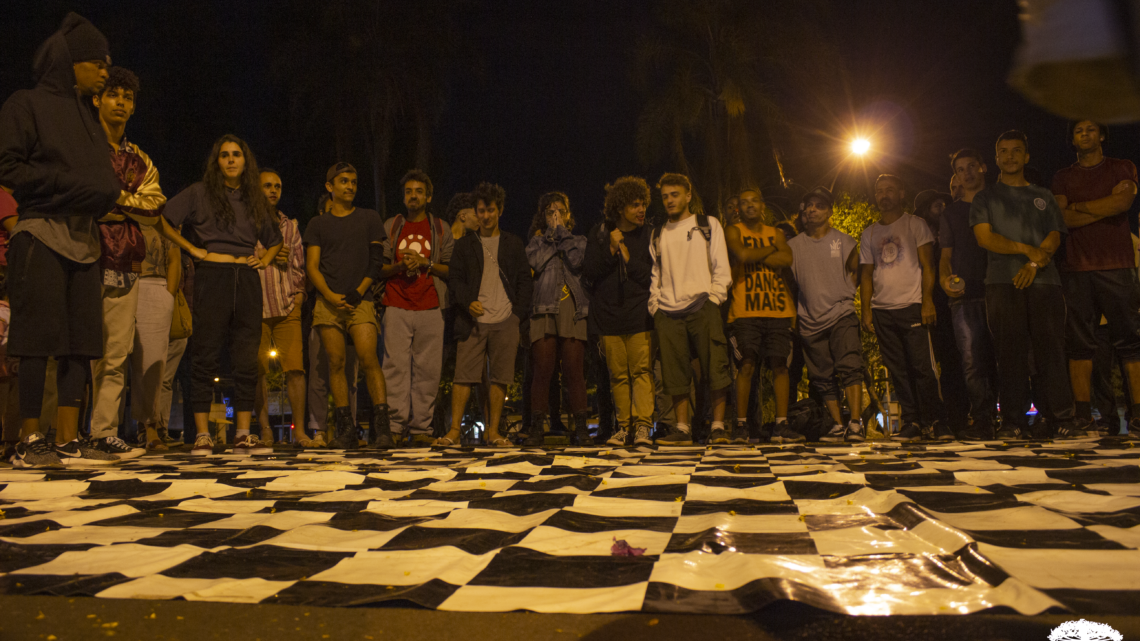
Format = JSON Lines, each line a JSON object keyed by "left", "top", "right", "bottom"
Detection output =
{"left": 696, "top": 214, "right": 714, "bottom": 279}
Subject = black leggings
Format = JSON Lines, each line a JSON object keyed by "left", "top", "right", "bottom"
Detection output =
{"left": 531, "top": 336, "right": 587, "bottom": 415}
{"left": 19, "top": 356, "right": 88, "bottom": 419}
{"left": 191, "top": 263, "right": 262, "bottom": 414}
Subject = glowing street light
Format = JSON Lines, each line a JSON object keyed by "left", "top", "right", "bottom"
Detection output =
{"left": 851, "top": 138, "right": 871, "bottom": 156}
{"left": 269, "top": 349, "right": 278, "bottom": 358}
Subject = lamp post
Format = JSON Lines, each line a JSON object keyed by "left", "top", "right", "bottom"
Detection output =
{"left": 829, "top": 137, "right": 873, "bottom": 192}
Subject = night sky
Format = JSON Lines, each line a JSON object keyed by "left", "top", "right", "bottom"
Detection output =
{"left": 4, "top": 0, "right": 1139, "bottom": 237}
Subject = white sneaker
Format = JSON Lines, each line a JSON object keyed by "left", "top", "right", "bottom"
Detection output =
{"left": 91, "top": 436, "right": 145, "bottom": 460}
{"left": 633, "top": 424, "right": 654, "bottom": 446}
{"left": 820, "top": 424, "right": 846, "bottom": 442}
{"left": 190, "top": 433, "right": 215, "bottom": 456}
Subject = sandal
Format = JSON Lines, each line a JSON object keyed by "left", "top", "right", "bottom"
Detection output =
{"left": 487, "top": 438, "right": 514, "bottom": 448}
{"left": 432, "top": 436, "right": 459, "bottom": 447}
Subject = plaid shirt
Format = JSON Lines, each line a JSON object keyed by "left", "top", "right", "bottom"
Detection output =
{"left": 256, "top": 211, "right": 305, "bottom": 318}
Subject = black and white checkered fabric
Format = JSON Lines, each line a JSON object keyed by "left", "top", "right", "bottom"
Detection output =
{"left": 0, "top": 438, "right": 1137, "bottom": 615}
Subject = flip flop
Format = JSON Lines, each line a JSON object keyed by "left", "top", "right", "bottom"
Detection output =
{"left": 488, "top": 438, "right": 514, "bottom": 448}
{"left": 432, "top": 436, "right": 459, "bottom": 447}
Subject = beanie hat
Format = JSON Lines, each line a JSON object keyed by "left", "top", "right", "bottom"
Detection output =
{"left": 62, "top": 13, "right": 110, "bottom": 64}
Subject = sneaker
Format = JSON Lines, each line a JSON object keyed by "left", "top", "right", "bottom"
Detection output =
{"left": 190, "top": 432, "right": 215, "bottom": 456}
{"left": 1096, "top": 417, "right": 1121, "bottom": 438}
{"left": 1125, "top": 417, "right": 1140, "bottom": 440}
{"left": 731, "top": 425, "right": 750, "bottom": 444}
{"left": 157, "top": 427, "right": 183, "bottom": 448}
{"left": 1028, "top": 418, "right": 1053, "bottom": 440}
{"left": 655, "top": 428, "right": 693, "bottom": 446}
{"left": 892, "top": 422, "right": 924, "bottom": 442}
{"left": 92, "top": 436, "right": 146, "bottom": 460}
{"left": 708, "top": 428, "right": 730, "bottom": 445}
{"left": 995, "top": 424, "right": 1022, "bottom": 440}
{"left": 820, "top": 424, "right": 846, "bottom": 442}
{"left": 1053, "top": 419, "right": 1087, "bottom": 440}
{"left": 770, "top": 423, "right": 806, "bottom": 443}
{"left": 606, "top": 428, "right": 630, "bottom": 447}
{"left": 233, "top": 434, "right": 273, "bottom": 455}
{"left": 55, "top": 440, "right": 119, "bottom": 466}
{"left": 931, "top": 421, "right": 955, "bottom": 441}
{"left": 864, "top": 423, "right": 887, "bottom": 440}
{"left": 9, "top": 432, "right": 63, "bottom": 468}
{"left": 146, "top": 439, "right": 169, "bottom": 452}
{"left": 845, "top": 420, "right": 865, "bottom": 443}
{"left": 958, "top": 417, "right": 994, "bottom": 441}
{"left": 633, "top": 423, "right": 654, "bottom": 446}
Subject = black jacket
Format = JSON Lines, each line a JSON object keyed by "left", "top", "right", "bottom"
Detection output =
{"left": 0, "top": 13, "right": 120, "bottom": 220}
{"left": 583, "top": 222, "right": 654, "bottom": 336}
{"left": 450, "top": 230, "right": 533, "bottom": 341}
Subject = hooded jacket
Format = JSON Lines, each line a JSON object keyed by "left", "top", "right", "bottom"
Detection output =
{"left": 0, "top": 13, "right": 120, "bottom": 220}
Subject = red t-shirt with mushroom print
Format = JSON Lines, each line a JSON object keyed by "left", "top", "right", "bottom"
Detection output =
{"left": 381, "top": 217, "right": 440, "bottom": 310}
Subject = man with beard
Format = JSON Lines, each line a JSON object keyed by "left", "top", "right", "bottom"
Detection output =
{"left": 859, "top": 174, "right": 948, "bottom": 441}
{"left": 378, "top": 170, "right": 453, "bottom": 445}
{"left": 971, "top": 130, "right": 1077, "bottom": 439}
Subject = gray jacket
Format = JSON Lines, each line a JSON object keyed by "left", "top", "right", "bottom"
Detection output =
{"left": 526, "top": 225, "right": 588, "bottom": 320}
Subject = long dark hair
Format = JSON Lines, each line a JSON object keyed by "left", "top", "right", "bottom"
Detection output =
{"left": 203, "top": 134, "right": 274, "bottom": 233}
{"left": 528, "top": 191, "right": 574, "bottom": 237}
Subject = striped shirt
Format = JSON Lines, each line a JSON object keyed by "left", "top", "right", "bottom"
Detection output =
{"left": 257, "top": 211, "right": 305, "bottom": 318}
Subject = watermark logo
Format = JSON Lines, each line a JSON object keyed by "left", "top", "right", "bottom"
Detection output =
{"left": 1048, "top": 619, "right": 1122, "bottom": 641}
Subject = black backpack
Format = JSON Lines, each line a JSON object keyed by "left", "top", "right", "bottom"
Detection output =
{"left": 786, "top": 398, "right": 832, "bottom": 442}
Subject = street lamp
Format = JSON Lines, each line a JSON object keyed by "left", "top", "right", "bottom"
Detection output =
{"left": 851, "top": 138, "right": 871, "bottom": 156}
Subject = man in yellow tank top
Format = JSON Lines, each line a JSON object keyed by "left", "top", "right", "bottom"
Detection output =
{"left": 724, "top": 188, "right": 796, "bottom": 444}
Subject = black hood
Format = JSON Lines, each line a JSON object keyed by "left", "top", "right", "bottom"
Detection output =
{"left": 0, "top": 13, "right": 121, "bottom": 220}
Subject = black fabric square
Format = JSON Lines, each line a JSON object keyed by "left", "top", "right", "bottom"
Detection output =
{"left": 467, "top": 492, "right": 577, "bottom": 515}
{"left": 589, "top": 483, "right": 688, "bottom": 502}
{"left": 963, "top": 528, "right": 1128, "bottom": 550}
{"left": 895, "top": 490, "right": 1027, "bottom": 513}
{"left": 380, "top": 527, "right": 529, "bottom": 555}
{"left": 782, "top": 480, "right": 865, "bottom": 500}
{"left": 265, "top": 578, "right": 459, "bottom": 609}
{"left": 86, "top": 508, "right": 231, "bottom": 528}
{"left": 665, "top": 530, "right": 818, "bottom": 555}
{"left": 81, "top": 479, "right": 174, "bottom": 499}
{"left": 325, "top": 511, "right": 439, "bottom": 531}
{"left": 0, "top": 573, "right": 131, "bottom": 597}
{"left": 161, "top": 546, "right": 353, "bottom": 580}
{"left": 132, "top": 525, "right": 284, "bottom": 548}
{"left": 468, "top": 546, "right": 655, "bottom": 588}
{"left": 541, "top": 511, "right": 676, "bottom": 533}
{"left": 681, "top": 500, "right": 799, "bottom": 516}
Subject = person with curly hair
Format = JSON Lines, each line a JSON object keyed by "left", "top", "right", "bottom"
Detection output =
{"left": 161, "top": 134, "right": 284, "bottom": 456}
{"left": 522, "top": 192, "right": 592, "bottom": 445}
{"left": 583, "top": 176, "right": 655, "bottom": 446}
{"left": 445, "top": 191, "right": 479, "bottom": 241}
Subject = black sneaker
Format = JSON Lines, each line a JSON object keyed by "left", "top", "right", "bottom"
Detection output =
{"left": 731, "top": 424, "right": 750, "bottom": 444}
{"left": 708, "top": 428, "right": 730, "bottom": 445}
{"left": 55, "top": 439, "right": 119, "bottom": 466}
{"left": 931, "top": 421, "right": 955, "bottom": 441}
{"left": 9, "top": 432, "right": 63, "bottom": 468}
{"left": 1095, "top": 417, "right": 1120, "bottom": 438}
{"left": 819, "top": 424, "right": 845, "bottom": 442}
{"left": 770, "top": 423, "right": 806, "bottom": 443}
{"left": 958, "top": 417, "right": 994, "bottom": 441}
{"left": 655, "top": 428, "right": 693, "bottom": 446}
{"left": 845, "top": 420, "right": 865, "bottom": 443}
{"left": 1053, "top": 419, "right": 1087, "bottom": 440}
{"left": 996, "top": 424, "right": 1022, "bottom": 440}
{"left": 1028, "top": 418, "right": 1053, "bottom": 440}
{"left": 92, "top": 436, "right": 146, "bottom": 460}
{"left": 892, "top": 422, "right": 924, "bottom": 442}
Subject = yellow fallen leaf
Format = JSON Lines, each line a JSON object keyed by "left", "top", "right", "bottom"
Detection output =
{"left": 715, "top": 583, "right": 725, "bottom": 589}
{"left": 35, "top": 612, "right": 45, "bottom": 620}
{"left": 102, "top": 622, "right": 118, "bottom": 628}
{"left": 647, "top": 619, "right": 659, "bottom": 626}
{"left": 728, "top": 510, "right": 736, "bottom": 516}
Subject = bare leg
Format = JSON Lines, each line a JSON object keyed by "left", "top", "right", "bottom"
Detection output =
{"left": 845, "top": 383, "right": 864, "bottom": 422}
{"left": 824, "top": 400, "right": 843, "bottom": 426}
{"left": 442, "top": 383, "right": 472, "bottom": 442}
{"left": 350, "top": 324, "right": 386, "bottom": 405}
{"left": 672, "top": 395, "right": 690, "bottom": 426}
{"left": 285, "top": 371, "right": 306, "bottom": 442}
{"left": 55, "top": 406, "right": 79, "bottom": 444}
{"left": 486, "top": 383, "right": 507, "bottom": 441}
{"left": 1070, "top": 359, "right": 1093, "bottom": 403}
{"left": 320, "top": 326, "right": 350, "bottom": 407}
{"left": 771, "top": 362, "right": 789, "bottom": 419}
{"left": 735, "top": 361, "right": 755, "bottom": 421}
{"left": 20, "top": 418, "right": 39, "bottom": 439}
{"left": 194, "top": 412, "right": 209, "bottom": 436}
{"left": 255, "top": 372, "right": 270, "bottom": 436}
{"left": 711, "top": 387, "right": 726, "bottom": 423}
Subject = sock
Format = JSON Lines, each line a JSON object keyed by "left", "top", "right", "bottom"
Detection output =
{"left": 710, "top": 421, "right": 725, "bottom": 432}
{"left": 736, "top": 418, "right": 748, "bottom": 428}
{"left": 1075, "top": 401, "right": 1092, "bottom": 420}
{"left": 676, "top": 422, "right": 691, "bottom": 434}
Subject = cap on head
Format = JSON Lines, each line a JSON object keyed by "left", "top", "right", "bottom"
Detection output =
{"left": 63, "top": 13, "right": 110, "bottom": 64}
{"left": 800, "top": 186, "right": 833, "bottom": 211}
{"left": 326, "top": 162, "right": 357, "bottom": 183}
{"left": 913, "top": 189, "right": 952, "bottom": 215}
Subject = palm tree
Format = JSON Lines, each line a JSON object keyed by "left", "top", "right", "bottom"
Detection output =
{"left": 271, "top": 0, "right": 465, "bottom": 218}
{"left": 633, "top": 0, "right": 782, "bottom": 218}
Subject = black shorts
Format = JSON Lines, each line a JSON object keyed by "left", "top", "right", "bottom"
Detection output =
{"left": 1062, "top": 268, "right": 1140, "bottom": 362}
{"left": 729, "top": 317, "right": 793, "bottom": 366}
{"left": 7, "top": 232, "right": 103, "bottom": 358}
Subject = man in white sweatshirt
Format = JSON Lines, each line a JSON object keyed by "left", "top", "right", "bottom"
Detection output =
{"left": 649, "top": 173, "right": 734, "bottom": 445}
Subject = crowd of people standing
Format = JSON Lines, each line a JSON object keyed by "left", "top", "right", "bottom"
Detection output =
{"left": 2, "top": 14, "right": 1139, "bottom": 469}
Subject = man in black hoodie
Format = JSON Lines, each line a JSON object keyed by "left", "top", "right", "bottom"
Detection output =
{"left": 0, "top": 13, "right": 123, "bottom": 467}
